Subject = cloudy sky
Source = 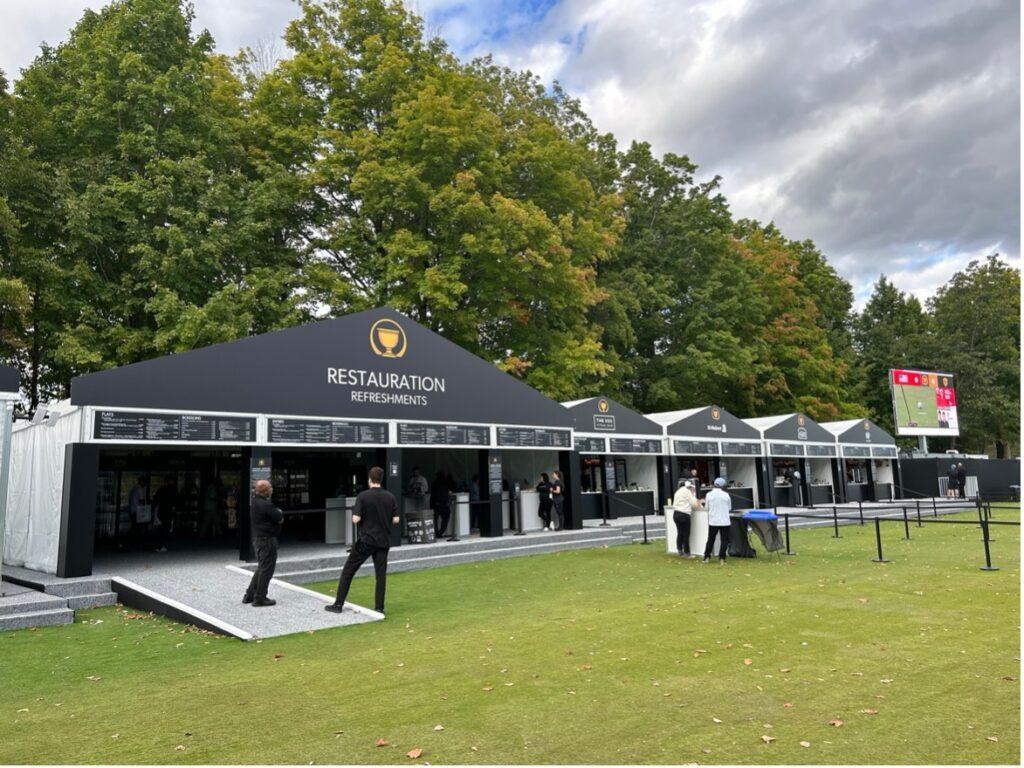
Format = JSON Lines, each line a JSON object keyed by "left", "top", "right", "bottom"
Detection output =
{"left": 1, "top": 0, "right": 1019, "bottom": 305}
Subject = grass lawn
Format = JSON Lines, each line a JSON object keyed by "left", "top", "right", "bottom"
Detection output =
{"left": 0, "top": 507, "right": 1019, "bottom": 765}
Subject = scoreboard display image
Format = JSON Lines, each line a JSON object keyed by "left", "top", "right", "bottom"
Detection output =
{"left": 890, "top": 369, "right": 959, "bottom": 436}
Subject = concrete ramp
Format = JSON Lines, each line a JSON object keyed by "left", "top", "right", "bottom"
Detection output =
{"left": 96, "top": 552, "right": 382, "bottom": 640}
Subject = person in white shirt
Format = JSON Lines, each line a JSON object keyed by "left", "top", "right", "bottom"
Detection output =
{"left": 671, "top": 479, "right": 701, "bottom": 557}
{"left": 703, "top": 477, "right": 733, "bottom": 564}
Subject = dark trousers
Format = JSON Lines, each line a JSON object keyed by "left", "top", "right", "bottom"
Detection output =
{"left": 244, "top": 536, "right": 278, "bottom": 600}
{"left": 538, "top": 499, "right": 552, "bottom": 526}
{"left": 433, "top": 503, "right": 451, "bottom": 537}
{"left": 551, "top": 499, "right": 564, "bottom": 530}
{"left": 673, "top": 511, "right": 691, "bottom": 554}
{"left": 333, "top": 539, "right": 390, "bottom": 612}
{"left": 958, "top": 482, "right": 966, "bottom": 499}
{"left": 704, "top": 525, "right": 730, "bottom": 560}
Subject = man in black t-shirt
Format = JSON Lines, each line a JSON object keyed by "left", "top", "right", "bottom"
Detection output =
{"left": 326, "top": 466, "right": 399, "bottom": 615}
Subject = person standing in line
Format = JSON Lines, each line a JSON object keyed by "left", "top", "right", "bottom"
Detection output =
{"left": 243, "top": 479, "right": 283, "bottom": 607}
{"left": 792, "top": 467, "right": 803, "bottom": 506}
{"left": 956, "top": 462, "right": 967, "bottom": 499}
{"left": 469, "top": 474, "right": 481, "bottom": 530}
{"left": 549, "top": 469, "right": 566, "bottom": 531}
{"left": 672, "top": 479, "right": 701, "bottom": 557}
{"left": 151, "top": 475, "right": 177, "bottom": 552}
{"left": 703, "top": 477, "right": 732, "bottom": 564}
{"left": 430, "top": 471, "right": 451, "bottom": 537}
{"left": 946, "top": 463, "right": 958, "bottom": 498}
{"left": 536, "top": 472, "right": 552, "bottom": 530}
{"left": 326, "top": 466, "right": 399, "bottom": 616}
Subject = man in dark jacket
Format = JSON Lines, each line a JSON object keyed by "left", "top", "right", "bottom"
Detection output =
{"left": 430, "top": 471, "right": 451, "bottom": 537}
{"left": 243, "top": 479, "right": 283, "bottom": 607}
{"left": 956, "top": 462, "right": 967, "bottom": 499}
{"left": 326, "top": 466, "right": 398, "bottom": 615}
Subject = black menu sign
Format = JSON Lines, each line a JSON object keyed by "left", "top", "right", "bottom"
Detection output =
{"left": 269, "top": 418, "right": 388, "bottom": 445}
{"left": 608, "top": 438, "right": 662, "bottom": 454}
{"left": 487, "top": 455, "right": 503, "bottom": 494}
{"left": 806, "top": 444, "right": 837, "bottom": 457}
{"left": 720, "top": 441, "right": 762, "bottom": 456}
{"left": 94, "top": 410, "right": 255, "bottom": 442}
{"left": 769, "top": 442, "right": 805, "bottom": 456}
{"left": 496, "top": 427, "right": 571, "bottom": 448}
{"left": 872, "top": 446, "right": 898, "bottom": 458}
{"left": 574, "top": 436, "right": 606, "bottom": 453}
{"left": 397, "top": 422, "right": 490, "bottom": 446}
{"left": 843, "top": 445, "right": 871, "bottom": 458}
{"left": 672, "top": 439, "right": 719, "bottom": 455}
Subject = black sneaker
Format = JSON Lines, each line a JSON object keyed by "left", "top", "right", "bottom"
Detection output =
{"left": 324, "top": 603, "right": 345, "bottom": 613}
{"left": 251, "top": 598, "right": 276, "bottom": 607}
{"left": 241, "top": 594, "right": 253, "bottom": 604}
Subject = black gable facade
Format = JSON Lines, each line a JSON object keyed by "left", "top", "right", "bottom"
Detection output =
{"left": 760, "top": 414, "right": 834, "bottom": 443}
{"left": 564, "top": 396, "right": 661, "bottom": 435}
{"left": 71, "top": 308, "right": 572, "bottom": 428}
{"left": 834, "top": 419, "right": 896, "bottom": 446}
{"left": 665, "top": 405, "right": 760, "bottom": 441}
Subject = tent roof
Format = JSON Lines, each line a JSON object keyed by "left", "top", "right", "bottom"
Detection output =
{"left": 744, "top": 413, "right": 835, "bottom": 443}
{"left": 561, "top": 396, "right": 662, "bottom": 435}
{"left": 821, "top": 418, "right": 896, "bottom": 445}
{"left": 71, "top": 308, "right": 572, "bottom": 428}
{"left": 648, "top": 405, "right": 761, "bottom": 440}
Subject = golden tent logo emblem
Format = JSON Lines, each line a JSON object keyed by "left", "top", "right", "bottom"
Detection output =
{"left": 597, "top": 398, "right": 610, "bottom": 413}
{"left": 370, "top": 318, "right": 407, "bottom": 358}
{"left": 711, "top": 407, "right": 721, "bottom": 420}
{"left": 797, "top": 415, "right": 806, "bottom": 426}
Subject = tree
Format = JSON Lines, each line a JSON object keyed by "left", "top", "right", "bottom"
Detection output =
{"left": 852, "top": 276, "right": 931, "bottom": 436}
{"left": 253, "top": 0, "right": 621, "bottom": 398}
{"left": 11, "top": 0, "right": 304, "bottom": 398}
{"left": 926, "top": 256, "right": 1020, "bottom": 456}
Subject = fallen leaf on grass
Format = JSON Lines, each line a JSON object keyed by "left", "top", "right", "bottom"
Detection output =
{"left": 880, "top": 678, "right": 894, "bottom": 684}
{"left": 470, "top": 746, "right": 479, "bottom": 752}
{"left": 986, "top": 736, "right": 999, "bottom": 743}
{"left": 1002, "top": 676, "right": 1016, "bottom": 681}
{"left": 701, "top": 748, "right": 711, "bottom": 754}
{"left": 761, "top": 735, "right": 775, "bottom": 743}
{"left": 861, "top": 709, "right": 878, "bottom": 715}
{"left": 712, "top": 717, "right": 722, "bottom": 724}
{"left": 799, "top": 741, "right": 811, "bottom": 748}
{"left": 779, "top": 668, "right": 791, "bottom": 673}
{"left": 828, "top": 719, "right": 844, "bottom": 727}
{"left": 86, "top": 676, "right": 102, "bottom": 682}
{"left": 375, "top": 739, "right": 389, "bottom": 747}
{"left": 433, "top": 724, "right": 444, "bottom": 731}
{"left": 272, "top": 653, "right": 284, "bottom": 661}
{"left": 783, "top": 702, "right": 794, "bottom": 709}
{"left": 111, "top": 733, "right": 119, "bottom": 739}
{"left": 16, "top": 708, "right": 28, "bottom": 713}
{"left": 406, "top": 748, "right": 422, "bottom": 758}
{"left": 175, "top": 745, "right": 186, "bottom": 751}
{"left": 504, "top": 682, "right": 514, "bottom": 687}
{"left": 857, "top": 598, "right": 869, "bottom": 604}
{"left": 579, "top": 664, "right": 592, "bottom": 671}
{"left": 743, "top": 658, "right": 753, "bottom": 666}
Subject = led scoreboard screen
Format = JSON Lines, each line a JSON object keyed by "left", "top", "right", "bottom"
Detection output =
{"left": 890, "top": 369, "right": 959, "bottom": 436}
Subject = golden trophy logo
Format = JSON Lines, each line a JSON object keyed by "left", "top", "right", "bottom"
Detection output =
{"left": 597, "top": 398, "right": 610, "bottom": 413}
{"left": 711, "top": 407, "right": 721, "bottom": 420}
{"left": 370, "top": 318, "right": 407, "bottom": 358}
{"left": 864, "top": 420, "right": 870, "bottom": 430}
{"left": 797, "top": 414, "right": 805, "bottom": 426}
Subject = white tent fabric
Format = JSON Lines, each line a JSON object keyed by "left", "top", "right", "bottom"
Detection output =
{"left": 5, "top": 403, "right": 83, "bottom": 573}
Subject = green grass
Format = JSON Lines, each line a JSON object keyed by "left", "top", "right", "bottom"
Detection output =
{"left": 1, "top": 508, "right": 1019, "bottom": 765}
{"left": 893, "top": 383, "right": 940, "bottom": 428}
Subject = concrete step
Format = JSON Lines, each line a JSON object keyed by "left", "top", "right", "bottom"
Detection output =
{"left": 3, "top": 566, "right": 112, "bottom": 598}
{"left": 276, "top": 533, "right": 634, "bottom": 585}
{"left": 0, "top": 607, "right": 74, "bottom": 631}
{"left": 66, "top": 592, "right": 119, "bottom": 611}
{"left": 0, "top": 590, "right": 68, "bottom": 617}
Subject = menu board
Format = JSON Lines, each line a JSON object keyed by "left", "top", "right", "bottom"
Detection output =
{"left": 397, "top": 422, "right": 490, "bottom": 446}
{"left": 672, "top": 439, "right": 719, "bottom": 456}
{"left": 872, "top": 446, "right": 898, "bottom": 458}
{"left": 843, "top": 445, "right": 871, "bottom": 458}
{"left": 496, "top": 427, "right": 571, "bottom": 448}
{"left": 94, "top": 410, "right": 256, "bottom": 442}
{"left": 720, "top": 441, "right": 762, "bottom": 456}
{"left": 608, "top": 438, "right": 663, "bottom": 454}
{"left": 574, "top": 436, "right": 606, "bottom": 453}
{"left": 487, "top": 455, "right": 503, "bottom": 494}
{"left": 603, "top": 458, "right": 617, "bottom": 490}
{"left": 806, "top": 444, "right": 837, "bottom": 457}
{"left": 769, "top": 442, "right": 805, "bottom": 457}
{"left": 268, "top": 418, "right": 387, "bottom": 445}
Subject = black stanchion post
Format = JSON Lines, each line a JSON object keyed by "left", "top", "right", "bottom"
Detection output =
{"left": 513, "top": 489, "right": 525, "bottom": 536}
{"left": 784, "top": 513, "right": 794, "bottom": 556}
{"left": 979, "top": 520, "right": 998, "bottom": 571}
{"left": 640, "top": 506, "right": 650, "bottom": 545}
{"left": 872, "top": 517, "right": 889, "bottom": 563}
{"left": 600, "top": 491, "right": 611, "bottom": 528}
{"left": 932, "top": 497, "right": 938, "bottom": 517}
{"left": 858, "top": 500, "right": 864, "bottom": 525}
{"left": 915, "top": 498, "right": 922, "bottom": 527}
{"left": 832, "top": 505, "right": 841, "bottom": 538}
{"left": 901, "top": 506, "right": 911, "bottom": 540}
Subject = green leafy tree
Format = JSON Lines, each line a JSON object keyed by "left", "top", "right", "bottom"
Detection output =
{"left": 926, "top": 256, "right": 1020, "bottom": 456}
{"left": 852, "top": 276, "right": 930, "bottom": 436}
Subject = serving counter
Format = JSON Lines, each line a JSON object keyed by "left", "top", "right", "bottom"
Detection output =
{"left": 580, "top": 489, "right": 656, "bottom": 519}
{"left": 846, "top": 483, "right": 867, "bottom": 502}
{"left": 725, "top": 487, "right": 754, "bottom": 509}
{"left": 772, "top": 483, "right": 794, "bottom": 507}
{"left": 873, "top": 482, "right": 893, "bottom": 502}
{"left": 809, "top": 484, "right": 834, "bottom": 505}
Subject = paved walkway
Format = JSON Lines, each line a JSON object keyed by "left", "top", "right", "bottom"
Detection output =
{"left": 93, "top": 549, "right": 381, "bottom": 640}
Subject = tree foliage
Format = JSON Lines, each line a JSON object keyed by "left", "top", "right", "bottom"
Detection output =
{"left": 0, "top": 0, "right": 1018, "bottom": 453}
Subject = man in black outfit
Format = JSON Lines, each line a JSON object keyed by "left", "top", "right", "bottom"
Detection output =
{"left": 430, "top": 470, "right": 451, "bottom": 537}
{"left": 956, "top": 462, "right": 967, "bottom": 499}
{"left": 243, "top": 479, "right": 283, "bottom": 607}
{"left": 326, "top": 466, "right": 398, "bottom": 615}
